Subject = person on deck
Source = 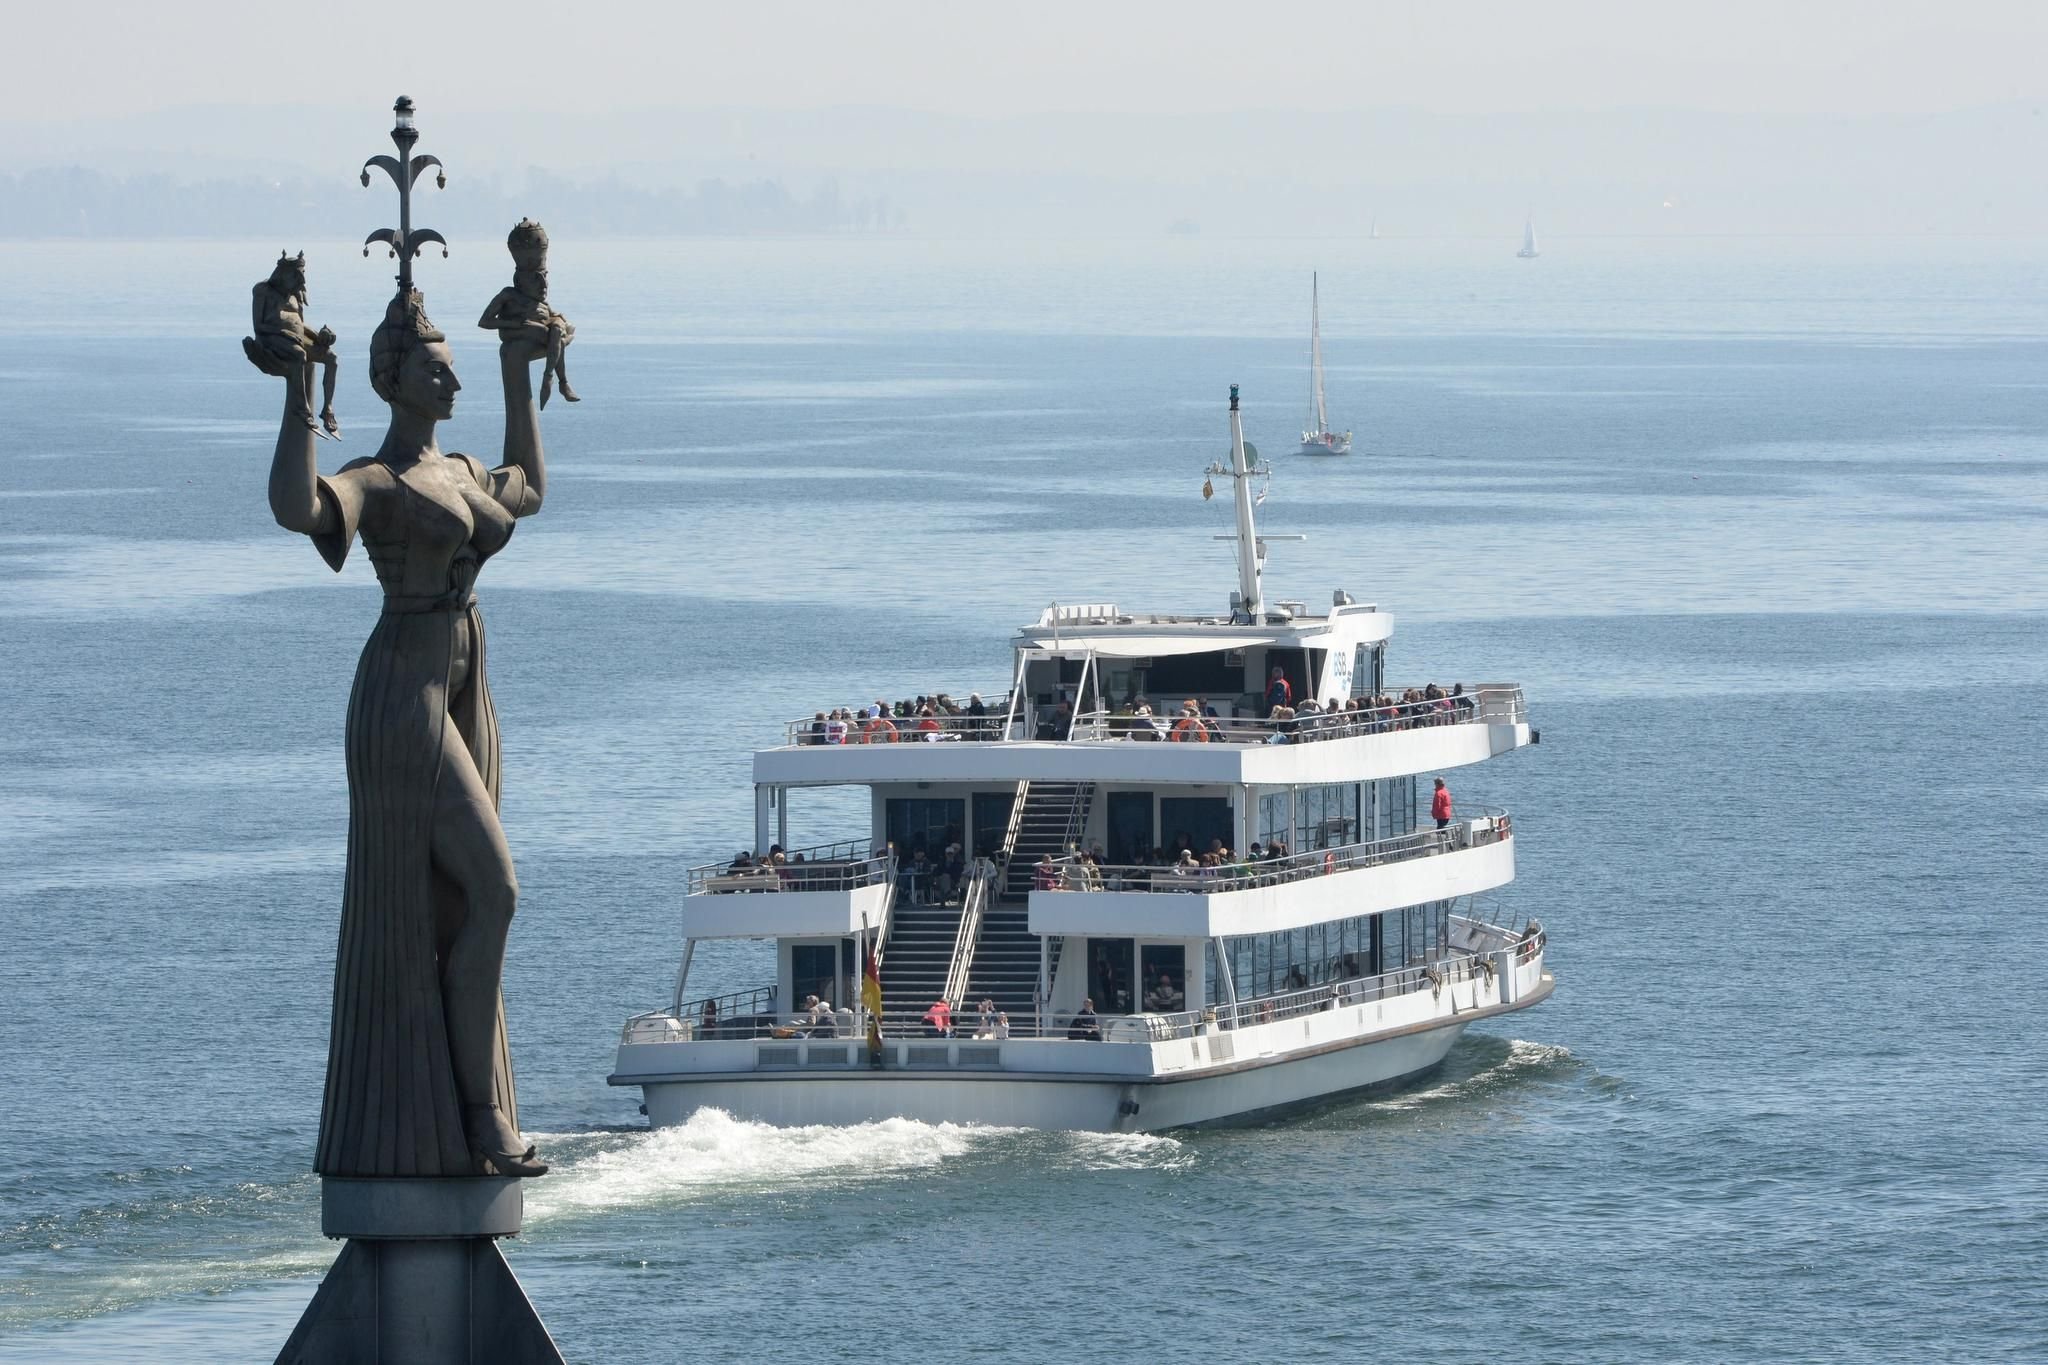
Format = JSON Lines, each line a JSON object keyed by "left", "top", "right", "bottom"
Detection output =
{"left": 1265, "top": 666, "right": 1293, "bottom": 715}
{"left": 922, "top": 998, "right": 953, "bottom": 1038}
{"left": 1067, "top": 998, "right": 1102, "bottom": 1041}
{"left": 1432, "top": 777, "right": 1454, "bottom": 830}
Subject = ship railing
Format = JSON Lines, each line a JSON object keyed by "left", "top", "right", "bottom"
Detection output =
{"left": 1038, "top": 811, "right": 1509, "bottom": 896}
{"left": 1449, "top": 894, "right": 1546, "bottom": 962}
{"left": 858, "top": 952, "right": 1504, "bottom": 1043}
{"left": 687, "top": 839, "right": 892, "bottom": 895}
{"left": 1070, "top": 683, "right": 1525, "bottom": 744}
{"left": 782, "top": 693, "right": 1016, "bottom": 746}
{"left": 1138, "top": 951, "right": 1504, "bottom": 1041}
{"left": 620, "top": 984, "right": 779, "bottom": 1043}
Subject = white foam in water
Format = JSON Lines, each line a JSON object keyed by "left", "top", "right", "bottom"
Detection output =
{"left": 1058, "top": 1131, "right": 1193, "bottom": 1172}
{"left": 1363, "top": 1038, "right": 1577, "bottom": 1113}
{"left": 522, "top": 1109, "right": 1000, "bottom": 1221}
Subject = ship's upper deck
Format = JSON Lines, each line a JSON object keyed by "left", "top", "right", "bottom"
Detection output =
{"left": 755, "top": 600, "right": 1530, "bottom": 788}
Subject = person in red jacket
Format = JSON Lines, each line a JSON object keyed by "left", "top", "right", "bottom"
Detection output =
{"left": 1265, "top": 666, "right": 1293, "bottom": 715}
{"left": 1431, "top": 777, "right": 1453, "bottom": 830}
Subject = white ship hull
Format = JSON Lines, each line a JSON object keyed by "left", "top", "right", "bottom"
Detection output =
{"left": 1299, "top": 433, "right": 1353, "bottom": 456}
{"left": 619, "top": 964, "right": 1551, "bottom": 1134}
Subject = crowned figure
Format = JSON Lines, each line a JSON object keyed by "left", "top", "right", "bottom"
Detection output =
{"left": 478, "top": 218, "right": 578, "bottom": 408}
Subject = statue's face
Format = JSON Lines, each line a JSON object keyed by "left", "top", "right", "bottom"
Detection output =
{"left": 395, "top": 339, "right": 460, "bottom": 420}
{"left": 278, "top": 265, "right": 306, "bottom": 298}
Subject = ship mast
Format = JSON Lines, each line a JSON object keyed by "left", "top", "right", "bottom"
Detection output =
{"left": 1211, "top": 385, "right": 1267, "bottom": 622}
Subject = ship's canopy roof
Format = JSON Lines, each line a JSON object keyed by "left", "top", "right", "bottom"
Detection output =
{"left": 1012, "top": 602, "right": 1389, "bottom": 658}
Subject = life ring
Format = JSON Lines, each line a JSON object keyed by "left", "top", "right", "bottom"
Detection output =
{"left": 1323, "top": 852, "right": 1336, "bottom": 874}
{"left": 1171, "top": 716, "right": 1208, "bottom": 742}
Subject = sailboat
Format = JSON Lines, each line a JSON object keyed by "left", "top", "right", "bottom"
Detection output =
{"left": 1299, "top": 272, "right": 1353, "bottom": 456}
{"left": 1517, "top": 214, "right": 1540, "bottom": 259}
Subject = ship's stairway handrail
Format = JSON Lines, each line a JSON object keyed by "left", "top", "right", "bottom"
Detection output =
{"left": 940, "top": 863, "right": 996, "bottom": 1006}
{"left": 870, "top": 867, "right": 898, "bottom": 970}
{"left": 1000, "top": 779, "right": 1097, "bottom": 899}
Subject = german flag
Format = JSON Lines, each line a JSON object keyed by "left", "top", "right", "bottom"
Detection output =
{"left": 861, "top": 936, "right": 884, "bottom": 1065}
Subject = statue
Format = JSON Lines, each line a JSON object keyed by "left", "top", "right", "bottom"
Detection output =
{"left": 265, "top": 279, "right": 553, "bottom": 1181}
{"left": 244, "top": 251, "right": 342, "bottom": 438}
{"left": 269, "top": 99, "right": 568, "bottom": 1365}
{"left": 478, "top": 218, "right": 578, "bottom": 408}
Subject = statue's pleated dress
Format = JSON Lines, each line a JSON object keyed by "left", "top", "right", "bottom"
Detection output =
{"left": 308, "top": 452, "right": 532, "bottom": 1177}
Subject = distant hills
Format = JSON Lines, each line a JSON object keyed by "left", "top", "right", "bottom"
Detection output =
{"left": 0, "top": 165, "right": 901, "bottom": 239}
{"left": 4, "top": 102, "right": 2046, "bottom": 238}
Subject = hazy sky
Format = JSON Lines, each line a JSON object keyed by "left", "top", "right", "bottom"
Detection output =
{"left": 17, "top": 0, "right": 2047, "bottom": 121}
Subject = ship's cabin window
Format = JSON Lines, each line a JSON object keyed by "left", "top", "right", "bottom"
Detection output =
{"left": 1134, "top": 651, "right": 1249, "bottom": 714}
{"left": 885, "top": 798, "right": 963, "bottom": 863}
{"left": 1351, "top": 643, "right": 1384, "bottom": 698}
{"left": 1159, "top": 796, "right": 1232, "bottom": 860}
{"left": 1140, "top": 944, "right": 1186, "bottom": 1012}
{"left": 1088, "top": 938, "right": 1134, "bottom": 1014}
{"left": 1216, "top": 904, "right": 1452, "bottom": 1001}
{"left": 790, "top": 942, "right": 843, "bottom": 1013}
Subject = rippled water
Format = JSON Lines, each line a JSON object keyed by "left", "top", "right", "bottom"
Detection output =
{"left": 2, "top": 237, "right": 2045, "bottom": 1361}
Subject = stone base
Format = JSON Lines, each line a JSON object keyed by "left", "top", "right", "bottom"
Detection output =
{"left": 322, "top": 1176, "right": 524, "bottom": 1240}
{"left": 277, "top": 1179, "right": 563, "bottom": 1365}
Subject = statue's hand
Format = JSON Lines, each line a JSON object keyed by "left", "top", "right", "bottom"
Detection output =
{"left": 315, "top": 325, "right": 337, "bottom": 348}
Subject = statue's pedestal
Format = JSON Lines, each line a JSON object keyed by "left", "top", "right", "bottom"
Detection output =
{"left": 276, "top": 1178, "right": 564, "bottom": 1365}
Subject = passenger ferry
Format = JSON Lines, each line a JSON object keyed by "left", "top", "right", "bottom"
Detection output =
{"left": 609, "top": 386, "right": 1551, "bottom": 1131}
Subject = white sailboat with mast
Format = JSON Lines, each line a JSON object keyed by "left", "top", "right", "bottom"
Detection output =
{"left": 1299, "top": 272, "right": 1353, "bottom": 456}
{"left": 1517, "top": 214, "right": 1540, "bottom": 259}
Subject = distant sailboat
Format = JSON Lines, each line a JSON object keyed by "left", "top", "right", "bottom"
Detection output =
{"left": 1517, "top": 214, "right": 1540, "bottom": 259}
{"left": 1299, "top": 273, "right": 1353, "bottom": 457}
{"left": 1368, "top": 217, "right": 1380, "bottom": 241}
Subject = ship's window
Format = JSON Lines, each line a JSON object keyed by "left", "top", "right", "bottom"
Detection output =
{"left": 791, "top": 943, "right": 840, "bottom": 1013}
{"left": 970, "top": 792, "right": 1015, "bottom": 864}
{"left": 1144, "top": 652, "right": 1242, "bottom": 703}
{"left": 1375, "top": 776, "right": 1416, "bottom": 838}
{"left": 1351, "top": 644, "right": 1383, "bottom": 699}
{"left": 886, "top": 798, "right": 964, "bottom": 861}
{"left": 1159, "top": 797, "right": 1232, "bottom": 858}
{"left": 1140, "top": 945, "right": 1186, "bottom": 1012}
{"left": 1088, "top": 938, "right": 1134, "bottom": 1015}
{"left": 1258, "top": 792, "right": 1291, "bottom": 849}
{"left": 1295, "top": 783, "right": 1359, "bottom": 850}
{"left": 1106, "top": 792, "right": 1156, "bottom": 863}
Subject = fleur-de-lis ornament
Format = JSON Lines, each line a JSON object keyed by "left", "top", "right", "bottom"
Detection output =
{"left": 360, "top": 95, "right": 449, "bottom": 290}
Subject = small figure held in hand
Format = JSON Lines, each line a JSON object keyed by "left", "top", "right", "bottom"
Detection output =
{"left": 478, "top": 218, "right": 578, "bottom": 408}
{"left": 243, "top": 251, "right": 342, "bottom": 437}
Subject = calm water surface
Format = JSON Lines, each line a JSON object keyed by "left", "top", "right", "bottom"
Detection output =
{"left": 1, "top": 237, "right": 2045, "bottom": 1362}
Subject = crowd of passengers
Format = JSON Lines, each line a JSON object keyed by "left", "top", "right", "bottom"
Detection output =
{"left": 796, "top": 680, "right": 1478, "bottom": 745}
{"left": 1112, "top": 679, "right": 1477, "bottom": 743}
{"left": 1032, "top": 836, "right": 1328, "bottom": 891}
{"left": 799, "top": 693, "right": 999, "bottom": 744}
{"left": 720, "top": 841, "right": 988, "bottom": 906}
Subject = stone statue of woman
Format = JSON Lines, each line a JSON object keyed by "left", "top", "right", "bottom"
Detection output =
{"left": 266, "top": 284, "right": 551, "bottom": 1179}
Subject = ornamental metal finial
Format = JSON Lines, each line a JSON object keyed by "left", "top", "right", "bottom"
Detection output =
{"left": 360, "top": 94, "right": 449, "bottom": 290}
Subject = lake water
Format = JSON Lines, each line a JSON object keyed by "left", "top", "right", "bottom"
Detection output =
{"left": 1, "top": 235, "right": 2045, "bottom": 1362}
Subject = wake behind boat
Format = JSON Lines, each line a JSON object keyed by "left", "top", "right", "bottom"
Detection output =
{"left": 609, "top": 385, "right": 1549, "bottom": 1132}
{"left": 1299, "top": 272, "right": 1353, "bottom": 456}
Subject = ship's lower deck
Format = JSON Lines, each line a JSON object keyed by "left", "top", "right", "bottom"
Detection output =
{"left": 612, "top": 948, "right": 1551, "bottom": 1133}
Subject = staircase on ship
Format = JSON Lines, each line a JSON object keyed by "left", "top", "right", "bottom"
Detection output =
{"left": 877, "top": 780, "right": 1094, "bottom": 1022}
